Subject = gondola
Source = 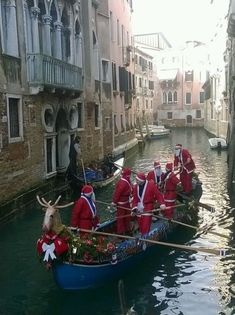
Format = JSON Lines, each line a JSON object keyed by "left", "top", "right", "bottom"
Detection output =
{"left": 68, "top": 155, "right": 125, "bottom": 189}
{"left": 36, "top": 179, "right": 215, "bottom": 291}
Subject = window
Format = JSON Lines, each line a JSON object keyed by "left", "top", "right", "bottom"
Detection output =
{"left": 117, "top": 19, "right": 120, "bottom": 45}
{"left": 185, "top": 70, "right": 194, "bottom": 82}
{"left": 145, "top": 100, "right": 148, "bottom": 109}
{"left": 168, "top": 91, "right": 172, "bottom": 103}
{"left": 186, "top": 92, "right": 191, "bottom": 105}
{"left": 139, "top": 77, "right": 142, "bottom": 88}
{"left": 199, "top": 91, "right": 204, "bottom": 104}
{"left": 95, "top": 104, "right": 100, "bottom": 128}
{"left": 110, "top": 11, "right": 114, "bottom": 41}
{"left": 102, "top": 60, "right": 110, "bottom": 82}
{"left": 167, "top": 112, "right": 173, "bottom": 119}
{"left": 7, "top": 96, "right": 23, "bottom": 143}
{"left": 136, "top": 98, "right": 140, "bottom": 110}
{"left": 112, "top": 62, "right": 117, "bottom": 90}
{"left": 121, "top": 115, "right": 125, "bottom": 133}
{"left": 196, "top": 110, "right": 201, "bottom": 118}
{"left": 0, "top": 0, "right": 19, "bottom": 56}
{"left": 149, "top": 81, "right": 154, "bottom": 90}
{"left": 173, "top": 91, "right": 177, "bottom": 103}
{"left": 163, "top": 92, "right": 167, "bottom": 104}
{"left": 105, "top": 117, "right": 111, "bottom": 130}
{"left": 77, "top": 103, "right": 83, "bottom": 128}
{"left": 44, "top": 136, "right": 56, "bottom": 176}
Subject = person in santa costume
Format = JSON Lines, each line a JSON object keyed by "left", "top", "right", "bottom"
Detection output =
{"left": 112, "top": 168, "right": 133, "bottom": 234}
{"left": 70, "top": 185, "right": 99, "bottom": 232}
{"left": 132, "top": 172, "right": 166, "bottom": 235}
{"left": 173, "top": 144, "right": 196, "bottom": 194}
{"left": 147, "top": 161, "right": 165, "bottom": 192}
{"left": 162, "top": 162, "right": 181, "bottom": 218}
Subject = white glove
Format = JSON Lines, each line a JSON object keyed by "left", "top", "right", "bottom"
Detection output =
{"left": 160, "top": 204, "right": 166, "bottom": 211}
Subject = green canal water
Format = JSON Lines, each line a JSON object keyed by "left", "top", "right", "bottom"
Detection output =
{"left": 0, "top": 128, "right": 235, "bottom": 315}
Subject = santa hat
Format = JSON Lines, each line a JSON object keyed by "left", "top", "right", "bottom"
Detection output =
{"left": 136, "top": 172, "right": 146, "bottom": 182}
{"left": 175, "top": 144, "right": 182, "bottom": 149}
{"left": 165, "top": 162, "right": 173, "bottom": 172}
{"left": 122, "top": 168, "right": 131, "bottom": 177}
{"left": 81, "top": 185, "right": 93, "bottom": 196}
{"left": 154, "top": 161, "right": 161, "bottom": 168}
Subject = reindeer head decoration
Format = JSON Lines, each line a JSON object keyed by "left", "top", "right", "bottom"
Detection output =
{"left": 37, "top": 195, "right": 74, "bottom": 235}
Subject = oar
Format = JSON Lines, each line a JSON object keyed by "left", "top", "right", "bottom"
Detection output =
{"left": 95, "top": 199, "right": 186, "bottom": 214}
{"left": 70, "top": 227, "right": 227, "bottom": 256}
{"left": 153, "top": 214, "right": 230, "bottom": 239}
{"left": 80, "top": 158, "right": 87, "bottom": 184}
{"left": 177, "top": 192, "right": 215, "bottom": 213}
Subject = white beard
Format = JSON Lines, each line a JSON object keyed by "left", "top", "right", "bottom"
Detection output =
{"left": 175, "top": 149, "right": 180, "bottom": 157}
{"left": 155, "top": 169, "right": 162, "bottom": 177}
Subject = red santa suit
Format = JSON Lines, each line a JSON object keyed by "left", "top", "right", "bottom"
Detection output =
{"left": 70, "top": 185, "right": 99, "bottom": 231}
{"left": 132, "top": 172, "right": 165, "bottom": 235}
{"left": 147, "top": 161, "right": 165, "bottom": 192}
{"left": 112, "top": 168, "right": 132, "bottom": 234}
{"left": 163, "top": 162, "right": 180, "bottom": 218}
{"left": 174, "top": 144, "right": 195, "bottom": 193}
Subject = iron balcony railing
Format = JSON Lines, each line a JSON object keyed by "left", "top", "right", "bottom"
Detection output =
{"left": 27, "top": 53, "right": 83, "bottom": 91}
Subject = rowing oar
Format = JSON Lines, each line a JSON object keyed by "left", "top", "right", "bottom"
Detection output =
{"left": 153, "top": 214, "right": 230, "bottom": 239}
{"left": 70, "top": 227, "right": 227, "bottom": 256}
{"left": 177, "top": 192, "right": 215, "bottom": 213}
{"left": 95, "top": 199, "right": 186, "bottom": 214}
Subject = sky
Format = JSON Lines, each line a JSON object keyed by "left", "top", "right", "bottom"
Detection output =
{"left": 132, "top": 0, "right": 229, "bottom": 47}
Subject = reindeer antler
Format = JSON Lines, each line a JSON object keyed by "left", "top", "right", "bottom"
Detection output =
{"left": 36, "top": 195, "right": 48, "bottom": 207}
{"left": 36, "top": 195, "right": 74, "bottom": 209}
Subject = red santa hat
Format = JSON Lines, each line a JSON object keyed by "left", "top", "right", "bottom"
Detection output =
{"left": 154, "top": 161, "right": 161, "bottom": 168}
{"left": 165, "top": 162, "right": 173, "bottom": 171}
{"left": 136, "top": 172, "right": 146, "bottom": 182}
{"left": 175, "top": 144, "right": 182, "bottom": 149}
{"left": 81, "top": 185, "right": 93, "bottom": 196}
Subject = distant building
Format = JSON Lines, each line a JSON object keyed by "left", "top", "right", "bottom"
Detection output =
{"left": 155, "top": 42, "right": 207, "bottom": 128}
{"left": 134, "top": 47, "right": 155, "bottom": 128}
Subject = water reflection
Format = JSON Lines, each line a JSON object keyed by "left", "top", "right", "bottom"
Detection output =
{"left": 1, "top": 128, "right": 235, "bottom": 315}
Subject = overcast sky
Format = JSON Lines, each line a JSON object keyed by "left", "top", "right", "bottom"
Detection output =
{"left": 132, "top": 0, "right": 229, "bottom": 47}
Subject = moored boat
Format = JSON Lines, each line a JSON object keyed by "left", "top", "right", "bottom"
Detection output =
{"left": 70, "top": 155, "right": 125, "bottom": 189}
{"left": 35, "top": 179, "right": 227, "bottom": 291}
{"left": 142, "top": 125, "right": 171, "bottom": 140}
{"left": 208, "top": 137, "right": 228, "bottom": 150}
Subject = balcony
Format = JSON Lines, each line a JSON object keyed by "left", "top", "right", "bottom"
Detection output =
{"left": 27, "top": 53, "right": 83, "bottom": 94}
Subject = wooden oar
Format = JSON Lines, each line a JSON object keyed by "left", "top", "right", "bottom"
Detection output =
{"left": 153, "top": 214, "right": 230, "bottom": 239}
{"left": 80, "top": 158, "right": 87, "bottom": 184}
{"left": 96, "top": 199, "right": 186, "bottom": 214}
{"left": 70, "top": 227, "right": 227, "bottom": 256}
{"left": 177, "top": 192, "right": 215, "bottom": 213}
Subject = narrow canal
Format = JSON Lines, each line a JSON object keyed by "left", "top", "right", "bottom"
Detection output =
{"left": 1, "top": 128, "right": 235, "bottom": 315}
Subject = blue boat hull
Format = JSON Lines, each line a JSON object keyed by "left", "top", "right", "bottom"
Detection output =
{"left": 53, "top": 248, "right": 148, "bottom": 290}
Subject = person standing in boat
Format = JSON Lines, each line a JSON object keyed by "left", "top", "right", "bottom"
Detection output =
{"left": 68, "top": 135, "right": 81, "bottom": 177}
{"left": 147, "top": 161, "right": 165, "bottom": 192}
{"left": 162, "top": 162, "right": 181, "bottom": 219}
{"left": 111, "top": 168, "right": 133, "bottom": 234}
{"left": 132, "top": 172, "right": 166, "bottom": 235}
{"left": 173, "top": 144, "right": 196, "bottom": 194}
{"left": 70, "top": 185, "right": 99, "bottom": 233}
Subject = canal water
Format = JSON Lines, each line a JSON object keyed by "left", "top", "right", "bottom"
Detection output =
{"left": 1, "top": 128, "right": 235, "bottom": 315}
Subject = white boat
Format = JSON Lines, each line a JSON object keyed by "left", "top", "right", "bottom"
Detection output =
{"left": 143, "top": 125, "right": 171, "bottom": 139}
{"left": 208, "top": 137, "right": 228, "bottom": 150}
